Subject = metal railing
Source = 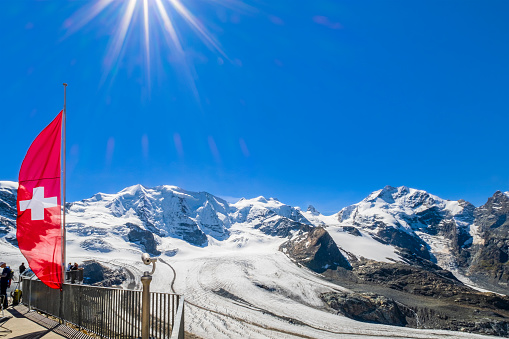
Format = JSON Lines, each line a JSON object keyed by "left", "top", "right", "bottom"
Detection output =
{"left": 169, "top": 297, "right": 184, "bottom": 339}
{"left": 22, "top": 278, "right": 183, "bottom": 339}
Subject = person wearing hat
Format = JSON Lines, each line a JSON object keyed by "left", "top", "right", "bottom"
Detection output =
{"left": 0, "top": 262, "right": 11, "bottom": 308}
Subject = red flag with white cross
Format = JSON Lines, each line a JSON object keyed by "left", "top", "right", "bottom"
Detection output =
{"left": 17, "top": 111, "right": 63, "bottom": 289}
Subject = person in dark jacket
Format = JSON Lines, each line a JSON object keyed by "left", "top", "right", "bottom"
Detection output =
{"left": 0, "top": 262, "right": 11, "bottom": 308}
{"left": 19, "top": 263, "right": 26, "bottom": 275}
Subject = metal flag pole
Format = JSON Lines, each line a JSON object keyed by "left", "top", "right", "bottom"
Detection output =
{"left": 62, "top": 83, "right": 67, "bottom": 281}
{"left": 59, "top": 83, "right": 67, "bottom": 324}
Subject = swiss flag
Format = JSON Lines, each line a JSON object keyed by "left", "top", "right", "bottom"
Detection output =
{"left": 17, "top": 111, "right": 63, "bottom": 289}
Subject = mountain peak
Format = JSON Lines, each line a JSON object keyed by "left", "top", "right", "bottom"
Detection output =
{"left": 365, "top": 185, "right": 429, "bottom": 205}
{"left": 160, "top": 185, "right": 182, "bottom": 192}
{"left": 307, "top": 205, "right": 320, "bottom": 216}
{"left": 0, "top": 181, "right": 18, "bottom": 191}
{"left": 119, "top": 184, "right": 147, "bottom": 196}
{"left": 487, "top": 190, "right": 509, "bottom": 205}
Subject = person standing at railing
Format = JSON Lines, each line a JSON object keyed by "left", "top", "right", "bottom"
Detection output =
{"left": 0, "top": 262, "right": 11, "bottom": 309}
{"left": 19, "top": 263, "right": 26, "bottom": 275}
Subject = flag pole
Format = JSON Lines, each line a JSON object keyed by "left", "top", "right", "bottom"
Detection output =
{"left": 59, "top": 83, "right": 67, "bottom": 323}
{"left": 62, "top": 83, "right": 67, "bottom": 284}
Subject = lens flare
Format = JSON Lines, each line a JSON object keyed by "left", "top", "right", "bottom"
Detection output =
{"left": 64, "top": 0, "right": 246, "bottom": 91}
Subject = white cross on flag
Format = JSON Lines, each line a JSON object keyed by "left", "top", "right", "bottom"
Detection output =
{"left": 19, "top": 187, "right": 58, "bottom": 221}
{"left": 16, "top": 111, "right": 63, "bottom": 289}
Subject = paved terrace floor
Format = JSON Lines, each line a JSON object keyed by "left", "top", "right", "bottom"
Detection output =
{"left": 0, "top": 305, "right": 93, "bottom": 339}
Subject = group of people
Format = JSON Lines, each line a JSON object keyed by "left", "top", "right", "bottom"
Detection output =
{"left": 67, "top": 262, "right": 80, "bottom": 271}
{"left": 0, "top": 262, "right": 26, "bottom": 309}
{"left": 0, "top": 261, "right": 85, "bottom": 307}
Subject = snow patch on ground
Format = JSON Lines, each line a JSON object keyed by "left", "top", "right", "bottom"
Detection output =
{"left": 328, "top": 226, "right": 401, "bottom": 262}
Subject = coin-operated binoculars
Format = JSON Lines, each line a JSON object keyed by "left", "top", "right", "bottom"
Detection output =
{"left": 141, "top": 253, "right": 157, "bottom": 339}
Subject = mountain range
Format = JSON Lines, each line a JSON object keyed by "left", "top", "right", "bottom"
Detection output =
{"left": 2, "top": 181, "right": 509, "bottom": 338}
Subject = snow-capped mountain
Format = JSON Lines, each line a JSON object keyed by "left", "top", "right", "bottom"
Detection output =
{"left": 3, "top": 181, "right": 508, "bottom": 291}
{"left": 3, "top": 181, "right": 509, "bottom": 338}
{"left": 337, "top": 185, "right": 474, "bottom": 235}
{"left": 69, "top": 184, "right": 232, "bottom": 247}
{"left": 332, "top": 185, "right": 509, "bottom": 295}
{"left": 65, "top": 184, "right": 315, "bottom": 249}
{"left": 2, "top": 181, "right": 507, "bottom": 285}
{"left": 467, "top": 191, "right": 509, "bottom": 292}
{"left": 336, "top": 185, "right": 474, "bottom": 269}
{"left": 0, "top": 181, "right": 18, "bottom": 246}
{"left": 230, "top": 196, "right": 312, "bottom": 237}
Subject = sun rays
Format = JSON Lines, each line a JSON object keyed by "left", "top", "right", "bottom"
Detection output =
{"left": 64, "top": 0, "right": 238, "bottom": 90}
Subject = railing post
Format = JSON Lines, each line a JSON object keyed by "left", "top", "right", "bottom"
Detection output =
{"left": 141, "top": 272, "right": 152, "bottom": 339}
{"left": 28, "top": 278, "right": 32, "bottom": 311}
{"left": 78, "top": 286, "right": 82, "bottom": 330}
{"left": 170, "top": 297, "right": 185, "bottom": 339}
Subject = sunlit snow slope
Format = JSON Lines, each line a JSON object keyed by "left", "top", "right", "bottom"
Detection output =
{"left": 0, "top": 181, "right": 500, "bottom": 338}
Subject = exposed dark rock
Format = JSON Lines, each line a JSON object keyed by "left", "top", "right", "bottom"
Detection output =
{"left": 321, "top": 259, "right": 509, "bottom": 337}
{"left": 0, "top": 187, "right": 17, "bottom": 219}
{"left": 307, "top": 205, "right": 319, "bottom": 216}
{"left": 4, "top": 234, "right": 17, "bottom": 247}
{"left": 254, "top": 282, "right": 276, "bottom": 292}
{"left": 178, "top": 224, "right": 208, "bottom": 247}
{"left": 467, "top": 191, "right": 509, "bottom": 291}
{"left": 196, "top": 198, "right": 231, "bottom": 240}
{"left": 258, "top": 218, "right": 311, "bottom": 237}
{"left": 353, "top": 260, "right": 466, "bottom": 298}
{"left": 81, "top": 260, "right": 129, "bottom": 287}
{"left": 413, "top": 206, "right": 446, "bottom": 237}
{"left": 0, "top": 186, "right": 17, "bottom": 244}
{"left": 342, "top": 226, "right": 361, "bottom": 237}
{"left": 0, "top": 217, "right": 14, "bottom": 236}
{"left": 280, "top": 227, "right": 350, "bottom": 273}
{"left": 375, "top": 226, "right": 431, "bottom": 260}
{"left": 398, "top": 249, "right": 458, "bottom": 281}
{"left": 127, "top": 223, "right": 161, "bottom": 256}
{"left": 164, "top": 197, "right": 209, "bottom": 246}
{"left": 321, "top": 291, "right": 411, "bottom": 326}
{"left": 164, "top": 249, "right": 178, "bottom": 257}
{"left": 322, "top": 289, "right": 509, "bottom": 337}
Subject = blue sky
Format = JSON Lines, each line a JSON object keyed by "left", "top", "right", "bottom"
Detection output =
{"left": 1, "top": 0, "right": 508, "bottom": 214}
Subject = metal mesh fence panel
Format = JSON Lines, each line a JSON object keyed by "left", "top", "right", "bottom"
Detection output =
{"left": 22, "top": 279, "right": 180, "bottom": 339}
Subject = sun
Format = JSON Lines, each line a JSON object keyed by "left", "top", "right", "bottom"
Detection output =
{"left": 64, "top": 0, "right": 242, "bottom": 90}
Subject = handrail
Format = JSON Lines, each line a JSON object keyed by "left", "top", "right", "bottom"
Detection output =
{"left": 170, "top": 297, "right": 185, "bottom": 339}
{"left": 22, "top": 278, "right": 183, "bottom": 338}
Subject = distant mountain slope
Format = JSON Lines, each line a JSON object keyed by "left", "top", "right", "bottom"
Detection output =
{"left": 70, "top": 184, "right": 232, "bottom": 247}
{"left": 4, "top": 181, "right": 509, "bottom": 337}
{"left": 335, "top": 186, "right": 473, "bottom": 266}
{"left": 334, "top": 185, "right": 509, "bottom": 294}
{"left": 0, "top": 181, "right": 18, "bottom": 246}
{"left": 467, "top": 191, "right": 509, "bottom": 292}
{"left": 3, "top": 181, "right": 509, "bottom": 294}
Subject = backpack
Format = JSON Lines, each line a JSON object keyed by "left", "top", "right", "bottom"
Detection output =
{"left": 6, "top": 268, "right": 14, "bottom": 287}
{"left": 11, "top": 289, "right": 22, "bottom": 305}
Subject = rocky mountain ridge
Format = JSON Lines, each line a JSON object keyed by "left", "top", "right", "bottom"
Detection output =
{"left": 335, "top": 185, "right": 509, "bottom": 294}
{"left": 2, "top": 181, "right": 509, "bottom": 294}
{"left": 4, "top": 181, "right": 509, "bottom": 336}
